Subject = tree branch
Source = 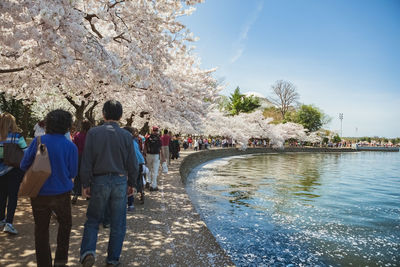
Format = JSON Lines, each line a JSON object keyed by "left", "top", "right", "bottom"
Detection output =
{"left": 113, "top": 33, "right": 131, "bottom": 43}
{"left": 84, "top": 14, "right": 103, "bottom": 39}
{"left": 0, "top": 61, "right": 50, "bottom": 74}
{"left": 65, "top": 95, "right": 80, "bottom": 110}
{"left": 130, "top": 84, "right": 148, "bottom": 91}
{"left": 109, "top": 0, "right": 125, "bottom": 9}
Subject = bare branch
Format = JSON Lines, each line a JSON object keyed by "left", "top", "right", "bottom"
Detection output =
{"left": 268, "top": 80, "right": 299, "bottom": 118}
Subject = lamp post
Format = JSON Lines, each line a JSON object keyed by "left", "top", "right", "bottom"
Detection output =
{"left": 339, "top": 113, "right": 343, "bottom": 137}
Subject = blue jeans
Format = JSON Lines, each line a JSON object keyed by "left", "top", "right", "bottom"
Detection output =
{"left": 80, "top": 174, "right": 127, "bottom": 265}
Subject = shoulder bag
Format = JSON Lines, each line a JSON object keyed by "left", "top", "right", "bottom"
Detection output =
{"left": 18, "top": 136, "right": 52, "bottom": 198}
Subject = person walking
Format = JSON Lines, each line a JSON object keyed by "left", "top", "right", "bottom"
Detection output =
{"left": 170, "top": 135, "right": 180, "bottom": 160}
{"left": 20, "top": 109, "right": 78, "bottom": 267}
{"left": 160, "top": 129, "right": 171, "bottom": 168}
{"left": 79, "top": 100, "right": 139, "bottom": 267}
{"left": 0, "top": 113, "right": 27, "bottom": 235}
{"left": 33, "top": 120, "right": 45, "bottom": 137}
{"left": 72, "top": 120, "right": 92, "bottom": 204}
{"left": 144, "top": 126, "right": 162, "bottom": 192}
{"left": 123, "top": 126, "right": 145, "bottom": 209}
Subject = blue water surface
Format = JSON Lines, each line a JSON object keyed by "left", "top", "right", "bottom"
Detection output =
{"left": 186, "top": 152, "right": 400, "bottom": 266}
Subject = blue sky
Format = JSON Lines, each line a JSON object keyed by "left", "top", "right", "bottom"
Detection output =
{"left": 180, "top": 0, "right": 400, "bottom": 138}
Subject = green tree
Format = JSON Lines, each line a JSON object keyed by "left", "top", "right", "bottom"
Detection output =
{"left": 0, "top": 93, "right": 38, "bottom": 137}
{"left": 332, "top": 135, "right": 341, "bottom": 143}
{"left": 294, "top": 105, "right": 323, "bottom": 132}
{"left": 227, "top": 87, "right": 261, "bottom": 115}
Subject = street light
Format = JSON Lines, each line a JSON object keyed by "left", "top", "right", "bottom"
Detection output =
{"left": 339, "top": 113, "right": 343, "bottom": 137}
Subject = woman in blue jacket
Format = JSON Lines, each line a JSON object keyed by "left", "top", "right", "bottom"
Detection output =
{"left": 20, "top": 109, "right": 78, "bottom": 267}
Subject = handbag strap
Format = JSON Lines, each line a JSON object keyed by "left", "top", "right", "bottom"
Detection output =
{"left": 37, "top": 136, "right": 42, "bottom": 150}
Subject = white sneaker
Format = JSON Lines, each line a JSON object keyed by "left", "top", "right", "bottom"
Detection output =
{"left": 3, "top": 223, "right": 18, "bottom": 235}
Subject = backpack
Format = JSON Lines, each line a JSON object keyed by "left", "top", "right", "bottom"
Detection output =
{"left": 146, "top": 134, "right": 161, "bottom": 154}
{"left": 2, "top": 133, "right": 25, "bottom": 168}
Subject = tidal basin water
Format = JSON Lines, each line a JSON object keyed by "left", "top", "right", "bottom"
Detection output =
{"left": 186, "top": 152, "right": 400, "bottom": 266}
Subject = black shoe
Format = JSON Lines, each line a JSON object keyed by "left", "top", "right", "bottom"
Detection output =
{"left": 149, "top": 187, "right": 159, "bottom": 192}
{"left": 82, "top": 254, "right": 95, "bottom": 267}
{"left": 103, "top": 223, "right": 110, "bottom": 228}
{"left": 145, "top": 182, "right": 150, "bottom": 189}
{"left": 71, "top": 195, "right": 78, "bottom": 204}
{"left": 139, "top": 192, "right": 144, "bottom": 204}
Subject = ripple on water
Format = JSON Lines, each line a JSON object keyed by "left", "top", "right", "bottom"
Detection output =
{"left": 186, "top": 152, "right": 400, "bottom": 266}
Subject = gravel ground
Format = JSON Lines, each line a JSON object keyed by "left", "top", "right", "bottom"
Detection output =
{"left": 0, "top": 151, "right": 234, "bottom": 267}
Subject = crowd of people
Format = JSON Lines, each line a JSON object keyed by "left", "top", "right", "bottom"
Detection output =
{"left": 0, "top": 99, "right": 272, "bottom": 266}
{"left": 0, "top": 100, "right": 185, "bottom": 267}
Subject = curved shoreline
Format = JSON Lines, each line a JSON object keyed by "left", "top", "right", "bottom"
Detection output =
{"left": 0, "top": 147, "right": 355, "bottom": 266}
{"left": 180, "top": 147, "right": 355, "bottom": 183}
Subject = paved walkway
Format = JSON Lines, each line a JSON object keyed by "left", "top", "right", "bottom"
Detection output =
{"left": 0, "top": 151, "right": 234, "bottom": 266}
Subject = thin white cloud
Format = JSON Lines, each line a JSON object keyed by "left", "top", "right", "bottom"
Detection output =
{"left": 231, "top": 47, "right": 244, "bottom": 63}
{"left": 230, "top": 1, "right": 263, "bottom": 63}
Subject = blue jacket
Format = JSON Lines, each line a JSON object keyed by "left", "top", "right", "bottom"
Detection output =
{"left": 20, "top": 134, "right": 78, "bottom": 196}
{"left": 134, "top": 138, "right": 145, "bottom": 164}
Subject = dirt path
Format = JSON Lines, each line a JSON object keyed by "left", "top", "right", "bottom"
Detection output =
{"left": 0, "top": 151, "right": 234, "bottom": 267}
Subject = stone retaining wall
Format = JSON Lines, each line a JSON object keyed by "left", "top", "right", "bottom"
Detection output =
{"left": 180, "top": 147, "right": 355, "bottom": 183}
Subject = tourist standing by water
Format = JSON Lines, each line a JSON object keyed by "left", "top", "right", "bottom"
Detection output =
{"left": 188, "top": 136, "right": 193, "bottom": 149}
{"left": 20, "top": 109, "right": 78, "bottom": 266}
{"left": 72, "top": 120, "right": 92, "bottom": 204}
{"left": 144, "top": 126, "right": 162, "bottom": 191}
{"left": 79, "top": 100, "right": 138, "bottom": 267}
{"left": 0, "top": 113, "right": 27, "bottom": 235}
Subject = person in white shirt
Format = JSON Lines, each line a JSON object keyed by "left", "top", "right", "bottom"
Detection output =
{"left": 33, "top": 120, "right": 45, "bottom": 137}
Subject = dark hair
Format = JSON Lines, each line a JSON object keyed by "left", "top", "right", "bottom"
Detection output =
{"left": 45, "top": 109, "right": 73, "bottom": 135}
{"left": 81, "top": 120, "right": 92, "bottom": 133}
{"left": 164, "top": 129, "right": 168, "bottom": 134}
{"left": 102, "top": 100, "right": 123, "bottom": 121}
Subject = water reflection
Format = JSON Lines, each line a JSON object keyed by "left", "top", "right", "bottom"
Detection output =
{"left": 186, "top": 152, "right": 400, "bottom": 266}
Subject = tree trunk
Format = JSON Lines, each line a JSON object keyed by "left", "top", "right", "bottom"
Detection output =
{"left": 125, "top": 112, "right": 135, "bottom": 126}
{"left": 139, "top": 121, "right": 149, "bottom": 136}
{"left": 84, "top": 101, "right": 98, "bottom": 126}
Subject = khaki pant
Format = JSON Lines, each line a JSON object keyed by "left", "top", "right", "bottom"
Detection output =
{"left": 146, "top": 154, "right": 160, "bottom": 188}
{"left": 160, "top": 146, "right": 170, "bottom": 165}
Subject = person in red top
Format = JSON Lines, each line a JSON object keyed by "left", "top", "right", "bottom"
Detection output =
{"left": 160, "top": 129, "right": 171, "bottom": 167}
{"left": 71, "top": 120, "right": 92, "bottom": 203}
{"left": 188, "top": 136, "right": 193, "bottom": 149}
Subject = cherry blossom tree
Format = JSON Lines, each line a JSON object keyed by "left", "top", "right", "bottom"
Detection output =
{"left": 1, "top": 0, "right": 211, "bottom": 129}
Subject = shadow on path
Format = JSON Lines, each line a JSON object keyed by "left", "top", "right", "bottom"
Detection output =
{"left": 0, "top": 152, "right": 233, "bottom": 267}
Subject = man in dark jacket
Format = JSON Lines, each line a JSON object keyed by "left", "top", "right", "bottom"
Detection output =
{"left": 79, "top": 100, "right": 139, "bottom": 267}
{"left": 143, "top": 126, "right": 162, "bottom": 191}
